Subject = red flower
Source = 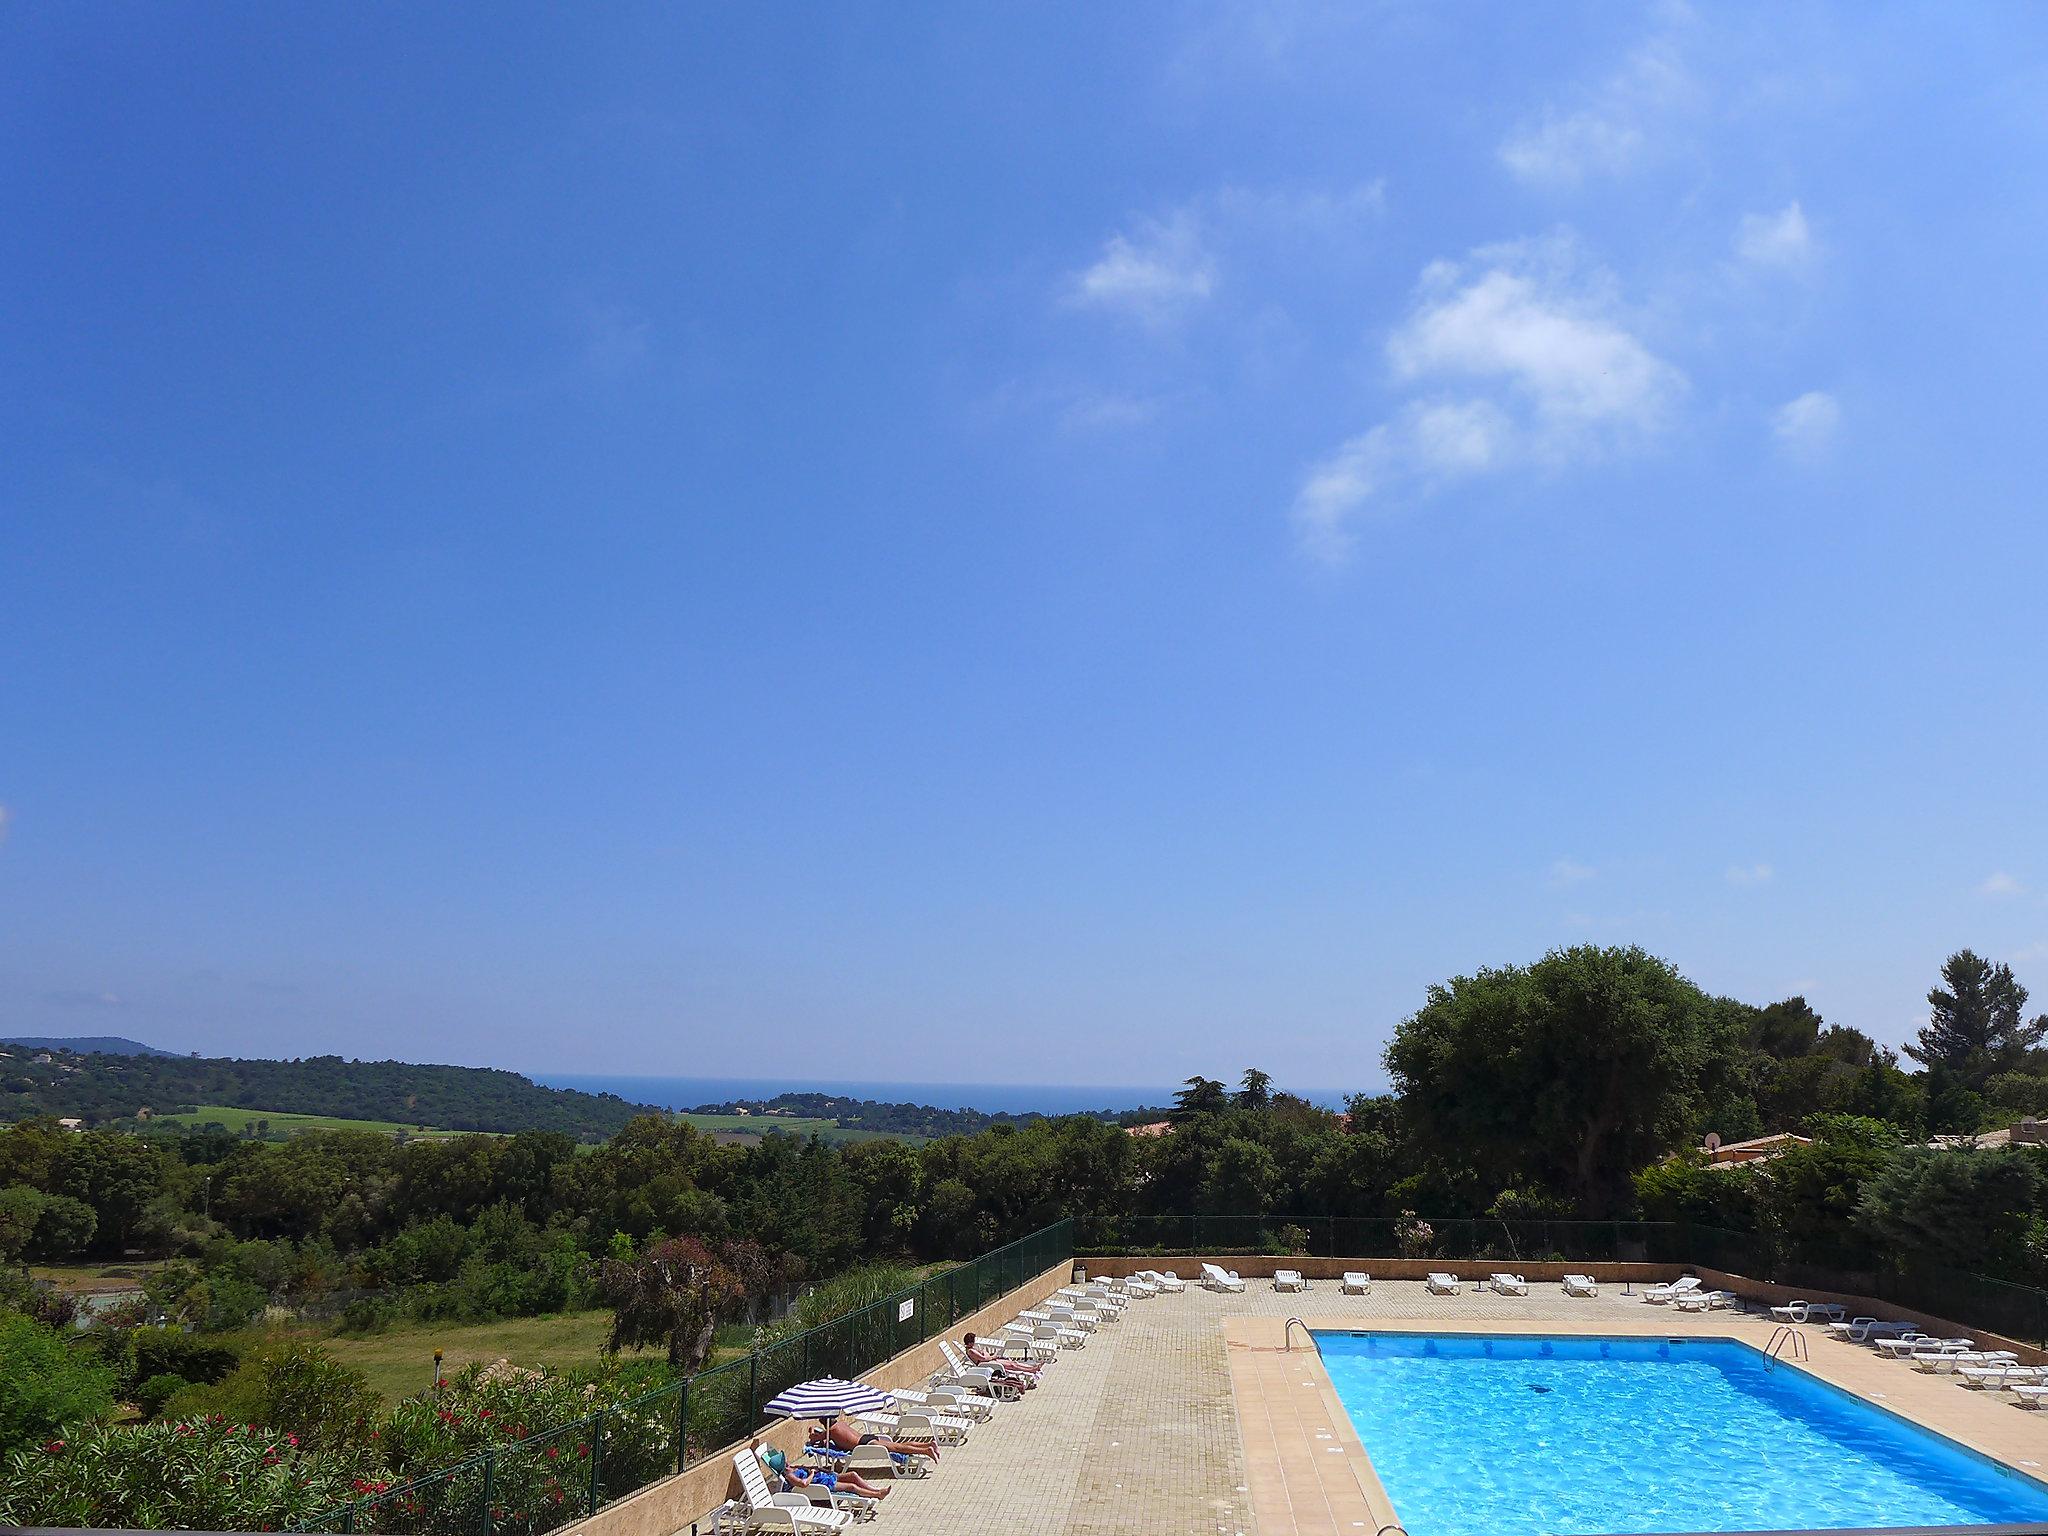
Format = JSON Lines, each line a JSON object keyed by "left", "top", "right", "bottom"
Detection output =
{"left": 42, "top": 1439, "right": 65, "bottom": 1454}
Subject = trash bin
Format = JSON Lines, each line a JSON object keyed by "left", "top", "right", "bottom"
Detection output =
{"left": 1073, "top": 1263, "right": 1087, "bottom": 1283}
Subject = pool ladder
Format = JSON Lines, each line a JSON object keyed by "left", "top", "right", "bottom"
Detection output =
{"left": 1286, "top": 1318, "right": 1321, "bottom": 1354}
{"left": 1765, "top": 1325, "right": 1809, "bottom": 1369}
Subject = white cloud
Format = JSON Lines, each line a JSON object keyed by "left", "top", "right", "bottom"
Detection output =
{"left": 1065, "top": 212, "right": 1216, "bottom": 325}
{"left": 1062, "top": 182, "right": 1383, "bottom": 333}
{"left": 1389, "top": 246, "right": 1682, "bottom": 441}
{"left": 1773, "top": 390, "right": 1841, "bottom": 459}
{"left": 1550, "top": 857, "right": 1597, "bottom": 886}
{"left": 1499, "top": 19, "right": 1696, "bottom": 187}
{"left": 1501, "top": 113, "right": 1647, "bottom": 188}
{"left": 1981, "top": 871, "right": 2027, "bottom": 898}
{"left": 1059, "top": 392, "right": 1165, "bottom": 432}
{"left": 1736, "top": 202, "right": 1815, "bottom": 269}
{"left": 1726, "top": 862, "right": 1774, "bottom": 886}
{"left": 1293, "top": 236, "right": 1683, "bottom": 562}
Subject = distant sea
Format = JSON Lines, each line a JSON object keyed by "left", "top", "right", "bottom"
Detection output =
{"left": 535, "top": 1073, "right": 1346, "bottom": 1116}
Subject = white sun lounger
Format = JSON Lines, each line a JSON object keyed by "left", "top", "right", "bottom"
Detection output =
{"left": 1921, "top": 1351, "right": 2021, "bottom": 1376}
{"left": 1274, "top": 1269, "right": 1309, "bottom": 1292}
{"left": 1488, "top": 1273, "right": 1529, "bottom": 1296}
{"left": 856, "top": 1409, "right": 970, "bottom": 1446}
{"left": 1066, "top": 1282, "right": 1126, "bottom": 1306}
{"left": 751, "top": 1446, "right": 877, "bottom": 1523}
{"left": 1138, "top": 1269, "right": 1187, "bottom": 1292}
{"left": 1959, "top": 1365, "right": 2046, "bottom": 1390}
{"left": 936, "top": 1342, "right": 1021, "bottom": 1399}
{"left": 893, "top": 1386, "right": 993, "bottom": 1421}
{"left": 1426, "top": 1272, "right": 1460, "bottom": 1295}
{"left": 1201, "top": 1263, "right": 1246, "bottom": 1292}
{"left": 1673, "top": 1290, "right": 1738, "bottom": 1313}
{"left": 1874, "top": 1334, "right": 1950, "bottom": 1359}
{"left": 1768, "top": 1301, "right": 1847, "bottom": 1323}
{"left": 2013, "top": 1385, "right": 2048, "bottom": 1409}
{"left": 1563, "top": 1274, "right": 1598, "bottom": 1297}
{"left": 733, "top": 1451, "right": 857, "bottom": 1533}
{"left": 1644, "top": 1277, "right": 1702, "bottom": 1304}
{"left": 1826, "top": 1318, "right": 1915, "bottom": 1343}
{"left": 1341, "top": 1272, "right": 1372, "bottom": 1294}
{"left": 1885, "top": 1337, "right": 1973, "bottom": 1361}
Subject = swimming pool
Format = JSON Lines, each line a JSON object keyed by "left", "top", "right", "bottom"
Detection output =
{"left": 1315, "top": 1332, "right": 2048, "bottom": 1536}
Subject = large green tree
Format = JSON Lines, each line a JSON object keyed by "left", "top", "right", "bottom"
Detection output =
{"left": 1384, "top": 945, "right": 1739, "bottom": 1215}
{"left": 1907, "top": 949, "right": 2047, "bottom": 1090}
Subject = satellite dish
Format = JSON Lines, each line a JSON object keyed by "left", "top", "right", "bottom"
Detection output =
{"left": 1704, "top": 1132, "right": 1722, "bottom": 1152}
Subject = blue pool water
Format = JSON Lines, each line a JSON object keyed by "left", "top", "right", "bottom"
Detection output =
{"left": 1316, "top": 1333, "right": 2048, "bottom": 1536}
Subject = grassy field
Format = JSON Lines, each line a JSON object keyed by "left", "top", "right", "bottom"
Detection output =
{"left": 316, "top": 1311, "right": 642, "bottom": 1400}
{"left": 158, "top": 1105, "right": 473, "bottom": 1138}
{"left": 675, "top": 1112, "right": 921, "bottom": 1146}
{"left": 30, "top": 1260, "right": 166, "bottom": 1294}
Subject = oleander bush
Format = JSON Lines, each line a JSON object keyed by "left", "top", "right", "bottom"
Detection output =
{"left": 0, "top": 1417, "right": 358, "bottom": 1530}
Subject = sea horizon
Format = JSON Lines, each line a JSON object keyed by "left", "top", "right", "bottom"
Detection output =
{"left": 535, "top": 1072, "right": 1352, "bottom": 1117}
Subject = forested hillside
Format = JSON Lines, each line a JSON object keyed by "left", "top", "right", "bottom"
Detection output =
{"left": 0, "top": 1051, "right": 659, "bottom": 1140}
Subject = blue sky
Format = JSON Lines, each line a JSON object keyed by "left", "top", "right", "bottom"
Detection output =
{"left": 4, "top": 3, "right": 2046, "bottom": 1093}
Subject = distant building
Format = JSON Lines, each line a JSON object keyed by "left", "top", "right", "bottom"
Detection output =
{"left": 1929, "top": 1118, "right": 2048, "bottom": 1151}
{"left": 1701, "top": 1131, "right": 1810, "bottom": 1167}
{"left": 1125, "top": 1120, "right": 1173, "bottom": 1138}
{"left": 56, "top": 1116, "right": 85, "bottom": 1132}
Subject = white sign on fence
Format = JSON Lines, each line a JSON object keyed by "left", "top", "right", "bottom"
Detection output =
{"left": 898, "top": 1298, "right": 915, "bottom": 1322}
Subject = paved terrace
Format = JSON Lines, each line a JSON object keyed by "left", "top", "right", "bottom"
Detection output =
{"left": 859, "top": 1278, "right": 2048, "bottom": 1536}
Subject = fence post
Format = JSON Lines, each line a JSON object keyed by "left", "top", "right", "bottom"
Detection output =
{"left": 481, "top": 1448, "right": 495, "bottom": 1536}
{"left": 803, "top": 1328, "right": 812, "bottom": 1384}
{"left": 676, "top": 1376, "right": 691, "bottom": 1474}
{"left": 748, "top": 1351, "right": 760, "bottom": 1430}
{"left": 343, "top": 1501, "right": 356, "bottom": 1535}
{"left": 589, "top": 1410, "right": 607, "bottom": 1515}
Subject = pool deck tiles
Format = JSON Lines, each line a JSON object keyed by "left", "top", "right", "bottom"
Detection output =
{"left": 778, "top": 1280, "right": 2048, "bottom": 1536}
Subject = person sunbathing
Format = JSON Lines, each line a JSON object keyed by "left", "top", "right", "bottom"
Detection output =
{"left": 755, "top": 1438, "right": 889, "bottom": 1500}
{"left": 963, "top": 1331, "right": 1041, "bottom": 1383}
{"left": 821, "top": 1416, "right": 938, "bottom": 1463}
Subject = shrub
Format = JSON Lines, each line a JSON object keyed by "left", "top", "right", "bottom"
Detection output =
{"left": 129, "top": 1325, "right": 239, "bottom": 1390}
{"left": 789, "top": 1263, "right": 919, "bottom": 1332}
{"left": 0, "top": 1312, "right": 117, "bottom": 1455}
{"left": 164, "top": 1342, "right": 381, "bottom": 1461}
{"left": 340, "top": 1296, "right": 396, "bottom": 1334}
{"left": 133, "top": 1372, "right": 189, "bottom": 1419}
{"left": 0, "top": 1417, "right": 357, "bottom": 1529}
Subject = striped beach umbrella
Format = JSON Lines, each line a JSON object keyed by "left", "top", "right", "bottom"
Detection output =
{"left": 761, "top": 1377, "right": 894, "bottom": 1421}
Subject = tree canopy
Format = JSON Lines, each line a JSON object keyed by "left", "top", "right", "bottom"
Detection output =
{"left": 1385, "top": 944, "right": 1739, "bottom": 1215}
{"left": 1907, "top": 949, "right": 2048, "bottom": 1091}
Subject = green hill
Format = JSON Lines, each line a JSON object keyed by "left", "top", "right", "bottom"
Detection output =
{"left": 0, "top": 1049, "right": 660, "bottom": 1140}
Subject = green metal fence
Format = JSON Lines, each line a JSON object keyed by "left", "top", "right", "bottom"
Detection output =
{"left": 1074, "top": 1214, "right": 1696, "bottom": 1262}
{"left": 1076, "top": 1215, "right": 2048, "bottom": 1348}
{"left": 295, "top": 1219, "right": 1074, "bottom": 1536}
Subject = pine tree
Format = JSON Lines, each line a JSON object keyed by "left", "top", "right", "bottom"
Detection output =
{"left": 1906, "top": 949, "right": 2048, "bottom": 1090}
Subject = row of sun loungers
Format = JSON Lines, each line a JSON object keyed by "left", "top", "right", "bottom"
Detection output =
{"left": 717, "top": 1277, "right": 1184, "bottom": 1535}
{"left": 1205, "top": 1263, "right": 1607, "bottom": 1297}
{"left": 1814, "top": 1310, "right": 2048, "bottom": 1411}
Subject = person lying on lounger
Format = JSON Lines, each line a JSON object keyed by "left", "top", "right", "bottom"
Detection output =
{"left": 819, "top": 1416, "right": 938, "bottom": 1463}
{"left": 755, "top": 1438, "right": 889, "bottom": 1499}
{"left": 962, "top": 1331, "right": 1040, "bottom": 1384}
